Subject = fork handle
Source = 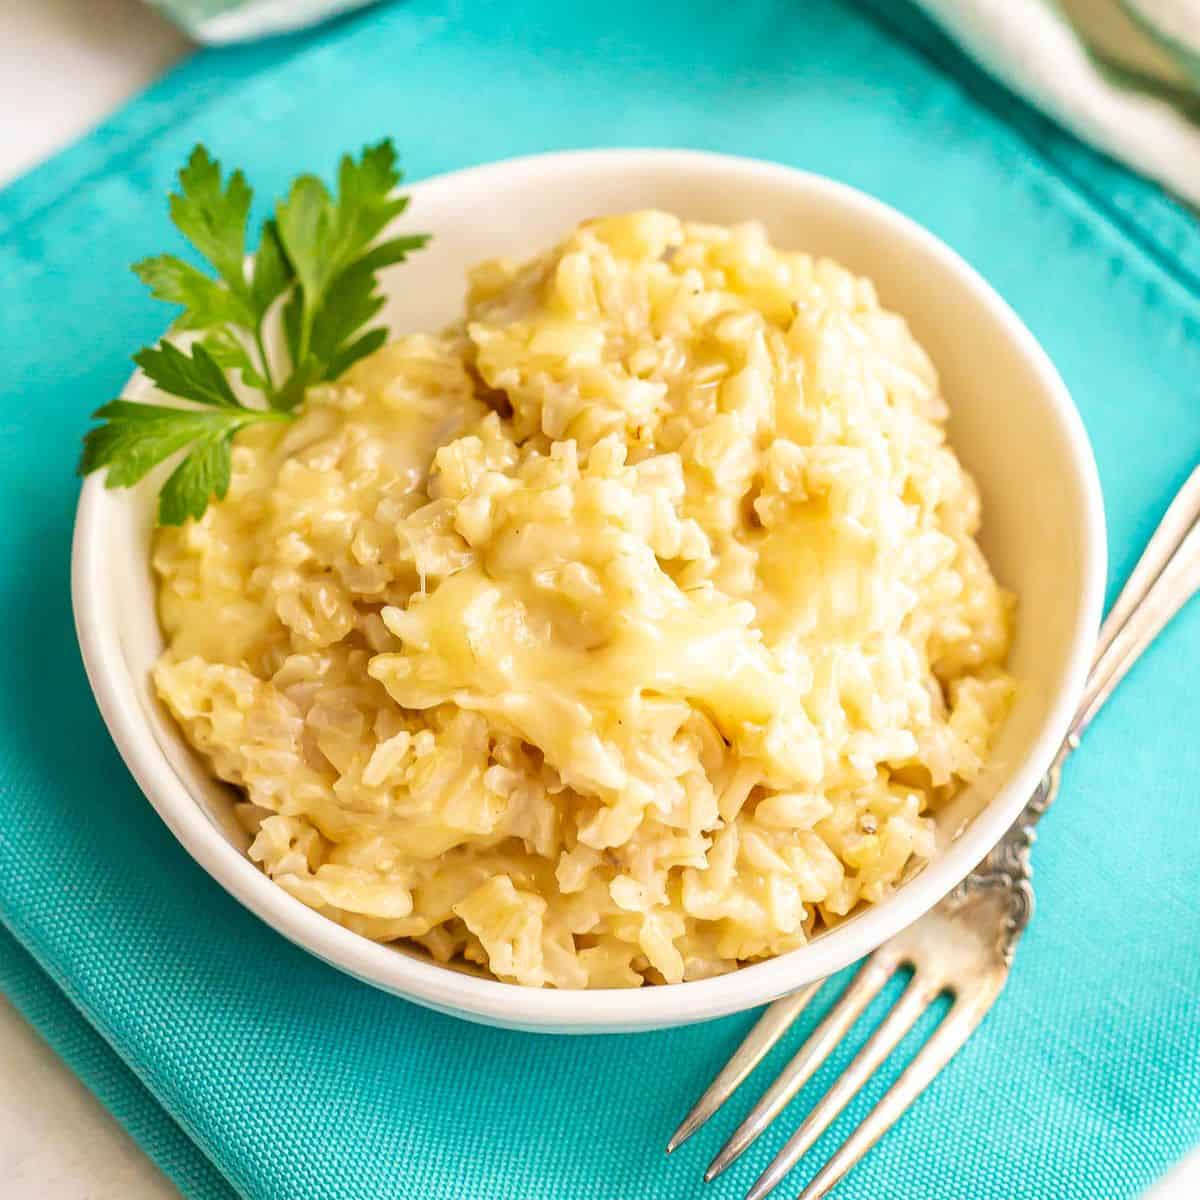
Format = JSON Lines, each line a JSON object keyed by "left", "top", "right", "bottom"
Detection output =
{"left": 1066, "top": 478, "right": 1200, "bottom": 749}
{"left": 971, "top": 467, "right": 1200, "bottom": 886}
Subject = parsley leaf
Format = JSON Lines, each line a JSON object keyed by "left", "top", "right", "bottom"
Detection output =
{"left": 248, "top": 219, "right": 292, "bottom": 322}
{"left": 132, "top": 342, "right": 241, "bottom": 409}
{"left": 132, "top": 254, "right": 254, "bottom": 331}
{"left": 200, "top": 328, "right": 268, "bottom": 393}
{"left": 275, "top": 139, "right": 428, "bottom": 406}
{"left": 80, "top": 402, "right": 233, "bottom": 487}
{"left": 158, "top": 426, "right": 238, "bottom": 526}
{"left": 169, "top": 146, "right": 253, "bottom": 295}
{"left": 79, "top": 139, "right": 428, "bottom": 524}
{"left": 78, "top": 400, "right": 281, "bottom": 524}
{"left": 323, "top": 327, "right": 389, "bottom": 384}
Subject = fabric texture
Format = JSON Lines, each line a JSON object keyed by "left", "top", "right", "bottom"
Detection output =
{"left": 144, "top": 0, "right": 1200, "bottom": 204}
{"left": 1, "top": 2, "right": 1198, "bottom": 1198}
{"left": 0, "top": 926, "right": 236, "bottom": 1200}
{"left": 914, "top": 0, "right": 1200, "bottom": 207}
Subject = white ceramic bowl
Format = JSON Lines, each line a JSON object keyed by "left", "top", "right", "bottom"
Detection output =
{"left": 73, "top": 150, "right": 1106, "bottom": 1033}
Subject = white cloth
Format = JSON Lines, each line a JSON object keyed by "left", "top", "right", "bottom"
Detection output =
{"left": 914, "top": 0, "right": 1200, "bottom": 206}
{"left": 148, "top": 0, "right": 377, "bottom": 43}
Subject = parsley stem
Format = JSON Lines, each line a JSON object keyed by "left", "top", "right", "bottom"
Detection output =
{"left": 296, "top": 309, "right": 314, "bottom": 382}
{"left": 253, "top": 324, "right": 277, "bottom": 396}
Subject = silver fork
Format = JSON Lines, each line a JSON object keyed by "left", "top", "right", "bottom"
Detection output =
{"left": 667, "top": 464, "right": 1200, "bottom": 1200}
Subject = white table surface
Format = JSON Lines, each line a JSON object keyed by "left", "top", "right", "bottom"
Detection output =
{"left": 0, "top": 3, "right": 1195, "bottom": 1198}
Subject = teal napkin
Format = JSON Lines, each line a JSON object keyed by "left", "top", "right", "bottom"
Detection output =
{"left": 2, "top": 2, "right": 1198, "bottom": 1198}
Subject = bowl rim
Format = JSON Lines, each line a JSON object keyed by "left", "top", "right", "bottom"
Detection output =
{"left": 72, "top": 147, "right": 1107, "bottom": 1032}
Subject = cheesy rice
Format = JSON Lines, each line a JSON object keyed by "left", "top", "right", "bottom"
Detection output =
{"left": 153, "top": 211, "right": 1014, "bottom": 988}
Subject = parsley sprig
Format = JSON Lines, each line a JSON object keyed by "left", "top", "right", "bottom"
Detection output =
{"left": 79, "top": 140, "right": 428, "bottom": 524}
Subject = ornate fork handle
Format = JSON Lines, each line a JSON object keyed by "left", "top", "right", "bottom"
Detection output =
{"left": 958, "top": 467, "right": 1200, "bottom": 954}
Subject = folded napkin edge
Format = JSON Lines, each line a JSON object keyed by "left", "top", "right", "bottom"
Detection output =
{"left": 0, "top": 910, "right": 241, "bottom": 1200}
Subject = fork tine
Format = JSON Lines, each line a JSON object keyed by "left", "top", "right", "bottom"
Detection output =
{"left": 742, "top": 972, "right": 940, "bottom": 1200}
{"left": 704, "top": 953, "right": 897, "bottom": 1181}
{"left": 794, "top": 988, "right": 998, "bottom": 1200}
{"left": 667, "top": 981, "right": 824, "bottom": 1153}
